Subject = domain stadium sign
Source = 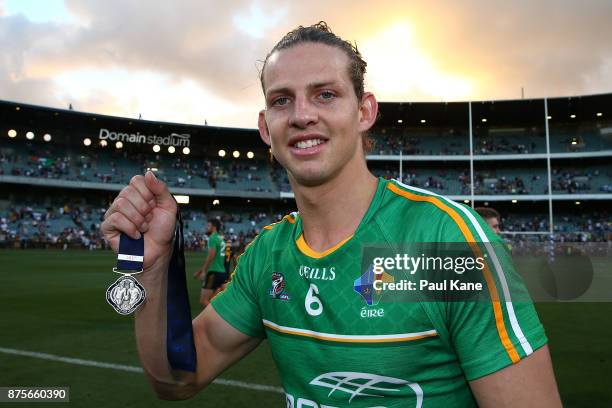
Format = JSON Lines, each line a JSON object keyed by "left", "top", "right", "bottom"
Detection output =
{"left": 98, "top": 128, "right": 190, "bottom": 147}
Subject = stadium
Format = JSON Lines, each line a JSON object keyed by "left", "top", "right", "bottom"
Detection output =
{"left": 2, "top": 94, "right": 610, "bottom": 250}
{"left": 1, "top": 91, "right": 610, "bottom": 406}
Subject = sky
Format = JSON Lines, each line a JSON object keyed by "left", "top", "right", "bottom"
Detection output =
{"left": 1, "top": 0, "right": 612, "bottom": 129}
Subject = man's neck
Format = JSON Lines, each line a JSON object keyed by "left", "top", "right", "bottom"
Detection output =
{"left": 292, "top": 162, "right": 378, "bottom": 253}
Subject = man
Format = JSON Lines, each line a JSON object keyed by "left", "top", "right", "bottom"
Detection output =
{"left": 193, "top": 219, "right": 227, "bottom": 307}
{"left": 475, "top": 207, "right": 502, "bottom": 235}
{"left": 101, "top": 22, "right": 561, "bottom": 406}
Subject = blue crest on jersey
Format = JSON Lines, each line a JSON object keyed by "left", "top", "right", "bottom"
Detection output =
{"left": 354, "top": 265, "right": 376, "bottom": 305}
{"left": 354, "top": 264, "right": 394, "bottom": 306}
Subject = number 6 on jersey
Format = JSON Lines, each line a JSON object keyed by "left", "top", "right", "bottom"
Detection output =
{"left": 305, "top": 283, "right": 323, "bottom": 316}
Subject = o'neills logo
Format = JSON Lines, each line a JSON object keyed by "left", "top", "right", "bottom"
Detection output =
{"left": 98, "top": 128, "right": 190, "bottom": 147}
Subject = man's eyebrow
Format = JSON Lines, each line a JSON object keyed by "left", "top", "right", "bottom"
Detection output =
{"left": 265, "top": 86, "right": 291, "bottom": 98}
{"left": 266, "top": 81, "right": 341, "bottom": 97}
{"left": 307, "top": 81, "right": 338, "bottom": 90}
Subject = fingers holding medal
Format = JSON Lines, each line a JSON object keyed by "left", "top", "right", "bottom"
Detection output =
{"left": 101, "top": 171, "right": 177, "bottom": 315}
{"left": 107, "top": 177, "right": 153, "bottom": 227}
{"left": 102, "top": 172, "right": 176, "bottom": 262}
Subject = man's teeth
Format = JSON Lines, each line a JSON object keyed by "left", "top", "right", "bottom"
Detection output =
{"left": 295, "top": 139, "right": 324, "bottom": 149}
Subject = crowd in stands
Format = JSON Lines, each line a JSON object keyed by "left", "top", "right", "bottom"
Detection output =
{"left": 474, "top": 174, "right": 535, "bottom": 195}
{"left": 505, "top": 234, "right": 611, "bottom": 258}
{"left": 475, "top": 140, "right": 539, "bottom": 155}
{"left": 503, "top": 214, "right": 549, "bottom": 233}
{"left": 404, "top": 168, "right": 605, "bottom": 196}
{"left": 371, "top": 130, "right": 612, "bottom": 155}
{"left": 1, "top": 150, "right": 72, "bottom": 179}
{"left": 372, "top": 165, "right": 541, "bottom": 196}
{"left": 1, "top": 134, "right": 610, "bottom": 249}
{"left": 0, "top": 202, "right": 287, "bottom": 253}
{"left": 555, "top": 211, "right": 611, "bottom": 237}
{"left": 551, "top": 167, "right": 611, "bottom": 194}
{"left": 401, "top": 171, "right": 471, "bottom": 195}
{"left": 1, "top": 143, "right": 276, "bottom": 192}
{"left": 212, "top": 160, "right": 273, "bottom": 192}
{"left": 2, "top": 140, "right": 611, "bottom": 195}
{"left": 2, "top": 199, "right": 610, "bottom": 253}
{"left": 372, "top": 133, "right": 468, "bottom": 155}
{"left": 501, "top": 210, "right": 611, "bottom": 247}
{"left": 371, "top": 131, "right": 553, "bottom": 156}
{"left": 0, "top": 204, "right": 106, "bottom": 250}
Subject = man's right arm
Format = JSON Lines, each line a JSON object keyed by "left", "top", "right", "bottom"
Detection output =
{"left": 134, "top": 276, "right": 261, "bottom": 399}
{"left": 101, "top": 171, "right": 261, "bottom": 400}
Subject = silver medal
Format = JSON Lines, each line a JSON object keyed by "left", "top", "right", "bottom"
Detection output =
{"left": 106, "top": 274, "right": 146, "bottom": 315}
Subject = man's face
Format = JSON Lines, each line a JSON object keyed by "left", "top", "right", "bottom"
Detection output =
{"left": 258, "top": 42, "right": 375, "bottom": 187}
{"left": 485, "top": 217, "right": 501, "bottom": 235}
{"left": 206, "top": 222, "right": 213, "bottom": 235}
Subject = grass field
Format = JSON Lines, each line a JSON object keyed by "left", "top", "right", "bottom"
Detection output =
{"left": 0, "top": 249, "right": 610, "bottom": 407}
{"left": 0, "top": 249, "right": 284, "bottom": 407}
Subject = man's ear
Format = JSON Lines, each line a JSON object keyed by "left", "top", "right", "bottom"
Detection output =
{"left": 258, "top": 110, "right": 271, "bottom": 146}
{"left": 357, "top": 92, "right": 378, "bottom": 133}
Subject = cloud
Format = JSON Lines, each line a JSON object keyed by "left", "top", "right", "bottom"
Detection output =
{"left": 395, "top": 0, "right": 612, "bottom": 100}
{"left": 233, "top": 3, "right": 287, "bottom": 39}
{"left": 0, "top": 14, "right": 65, "bottom": 106}
{"left": 1, "top": 0, "right": 612, "bottom": 128}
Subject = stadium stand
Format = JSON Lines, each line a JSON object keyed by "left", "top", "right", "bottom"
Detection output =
{"left": 369, "top": 162, "right": 470, "bottom": 196}
{"left": 474, "top": 161, "right": 548, "bottom": 194}
{"left": 473, "top": 131, "right": 545, "bottom": 154}
{"left": 1, "top": 93, "right": 611, "bottom": 250}
{"left": 372, "top": 129, "right": 469, "bottom": 155}
{"left": 0, "top": 201, "right": 105, "bottom": 250}
{"left": 0, "top": 140, "right": 277, "bottom": 192}
{"left": 551, "top": 160, "right": 612, "bottom": 194}
{"left": 0, "top": 193, "right": 286, "bottom": 251}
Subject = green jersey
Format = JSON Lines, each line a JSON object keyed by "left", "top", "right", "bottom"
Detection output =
{"left": 206, "top": 232, "right": 226, "bottom": 273}
{"left": 212, "top": 178, "right": 547, "bottom": 407}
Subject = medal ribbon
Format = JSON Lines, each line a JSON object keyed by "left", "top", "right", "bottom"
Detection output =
{"left": 116, "top": 233, "right": 144, "bottom": 272}
{"left": 166, "top": 211, "right": 197, "bottom": 372}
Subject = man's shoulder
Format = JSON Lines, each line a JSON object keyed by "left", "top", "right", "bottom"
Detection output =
{"left": 380, "top": 179, "right": 461, "bottom": 219}
{"left": 379, "top": 179, "right": 488, "bottom": 242}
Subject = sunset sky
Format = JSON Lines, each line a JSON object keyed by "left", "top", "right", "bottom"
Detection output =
{"left": 2, "top": 0, "right": 612, "bottom": 128}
